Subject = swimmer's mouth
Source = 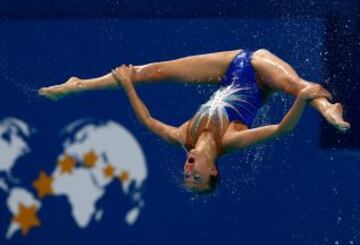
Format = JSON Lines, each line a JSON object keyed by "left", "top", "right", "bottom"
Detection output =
{"left": 188, "top": 156, "right": 195, "bottom": 163}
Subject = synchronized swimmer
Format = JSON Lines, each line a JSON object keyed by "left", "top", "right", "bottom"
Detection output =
{"left": 39, "top": 49, "right": 350, "bottom": 193}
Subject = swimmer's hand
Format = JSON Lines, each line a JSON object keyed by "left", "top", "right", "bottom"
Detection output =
{"left": 111, "top": 65, "right": 136, "bottom": 91}
{"left": 299, "top": 84, "right": 332, "bottom": 101}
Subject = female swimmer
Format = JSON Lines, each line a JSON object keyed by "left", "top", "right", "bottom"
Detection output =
{"left": 39, "top": 49, "right": 350, "bottom": 192}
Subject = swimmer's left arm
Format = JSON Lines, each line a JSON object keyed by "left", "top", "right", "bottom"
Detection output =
{"left": 222, "top": 84, "right": 331, "bottom": 152}
{"left": 112, "top": 65, "right": 188, "bottom": 145}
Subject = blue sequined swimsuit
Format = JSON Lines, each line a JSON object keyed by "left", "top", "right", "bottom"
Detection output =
{"left": 187, "top": 50, "right": 263, "bottom": 150}
{"left": 218, "top": 49, "right": 263, "bottom": 126}
{"left": 192, "top": 49, "right": 262, "bottom": 129}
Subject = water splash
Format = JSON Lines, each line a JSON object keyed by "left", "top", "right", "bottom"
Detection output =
{"left": 222, "top": 92, "right": 290, "bottom": 197}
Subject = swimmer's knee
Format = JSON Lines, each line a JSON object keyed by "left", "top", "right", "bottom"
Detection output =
{"left": 252, "top": 49, "right": 274, "bottom": 67}
{"left": 135, "top": 63, "right": 166, "bottom": 81}
{"left": 253, "top": 48, "right": 272, "bottom": 57}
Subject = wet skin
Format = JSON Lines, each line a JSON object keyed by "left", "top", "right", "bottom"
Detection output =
{"left": 38, "top": 49, "right": 351, "bottom": 192}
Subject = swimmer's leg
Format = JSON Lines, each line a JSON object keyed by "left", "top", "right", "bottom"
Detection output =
{"left": 251, "top": 49, "right": 350, "bottom": 132}
{"left": 39, "top": 74, "right": 118, "bottom": 100}
{"left": 39, "top": 50, "right": 241, "bottom": 100}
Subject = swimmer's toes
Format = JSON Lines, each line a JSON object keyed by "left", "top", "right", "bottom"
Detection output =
{"left": 333, "top": 120, "right": 351, "bottom": 133}
{"left": 38, "top": 87, "right": 65, "bottom": 101}
{"left": 337, "top": 121, "right": 351, "bottom": 133}
{"left": 38, "top": 87, "right": 52, "bottom": 97}
{"left": 333, "top": 104, "right": 350, "bottom": 132}
{"left": 38, "top": 87, "right": 46, "bottom": 95}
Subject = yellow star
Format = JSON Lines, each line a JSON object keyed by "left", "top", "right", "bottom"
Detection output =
{"left": 12, "top": 203, "right": 41, "bottom": 236}
{"left": 103, "top": 164, "right": 115, "bottom": 178}
{"left": 32, "top": 171, "right": 53, "bottom": 198}
{"left": 83, "top": 150, "right": 98, "bottom": 168}
{"left": 118, "top": 170, "right": 129, "bottom": 182}
{"left": 58, "top": 154, "right": 76, "bottom": 174}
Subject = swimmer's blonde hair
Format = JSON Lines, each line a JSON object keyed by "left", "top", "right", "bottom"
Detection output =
{"left": 184, "top": 165, "right": 220, "bottom": 195}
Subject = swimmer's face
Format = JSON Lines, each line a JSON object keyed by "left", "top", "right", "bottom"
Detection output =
{"left": 183, "top": 150, "right": 218, "bottom": 192}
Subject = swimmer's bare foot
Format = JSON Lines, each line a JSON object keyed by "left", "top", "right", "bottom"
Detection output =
{"left": 324, "top": 103, "right": 351, "bottom": 132}
{"left": 39, "top": 77, "right": 82, "bottom": 101}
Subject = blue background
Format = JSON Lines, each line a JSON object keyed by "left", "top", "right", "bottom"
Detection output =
{"left": 0, "top": 1, "right": 359, "bottom": 244}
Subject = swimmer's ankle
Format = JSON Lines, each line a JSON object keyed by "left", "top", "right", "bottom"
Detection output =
{"left": 64, "top": 77, "right": 86, "bottom": 92}
{"left": 310, "top": 97, "right": 333, "bottom": 121}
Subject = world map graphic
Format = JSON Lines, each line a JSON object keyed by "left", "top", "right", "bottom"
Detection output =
{"left": 0, "top": 117, "right": 147, "bottom": 239}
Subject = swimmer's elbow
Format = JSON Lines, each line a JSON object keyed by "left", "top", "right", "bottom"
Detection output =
{"left": 142, "top": 115, "right": 154, "bottom": 127}
{"left": 276, "top": 124, "right": 294, "bottom": 136}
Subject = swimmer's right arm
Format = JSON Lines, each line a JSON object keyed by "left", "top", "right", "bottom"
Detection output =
{"left": 112, "top": 65, "right": 188, "bottom": 145}
{"left": 222, "top": 84, "right": 331, "bottom": 152}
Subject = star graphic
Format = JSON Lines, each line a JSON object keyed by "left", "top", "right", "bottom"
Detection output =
{"left": 58, "top": 154, "right": 76, "bottom": 174}
{"left": 12, "top": 203, "right": 41, "bottom": 236}
{"left": 103, "top": 164, "right": 115, "bottom": 178}
{"left": 83, "top": 150, "right": 98, "bottom": 168}
{"left": 119, "top": 170, "right": 129, "bottom": 182}
{"left": 32, "top": 171, "right": 53, "bottom": 198}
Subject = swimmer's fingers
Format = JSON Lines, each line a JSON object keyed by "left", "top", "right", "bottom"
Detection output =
{"left": 111, "top": 69, "right": 124, "bottom": 87}
{"left": 314, "top": 91, "right": 332, "bottom": 100}
{"left": 299, "top": 84, "right": 332, "bottom": 101}
{"left": 128, "top": 64, "right": 136, "bottom": 80}
{"left": 308, "top": 90, "right": 332, "bottom": 101}
{"left": 315, "top": 84, "right": 332, "bottom": 100}
{"left": 116, "top": 65, "right": 136, "bottom": 82}
{"left": 112, "top": 66, "right": 135, "bottom": 90}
